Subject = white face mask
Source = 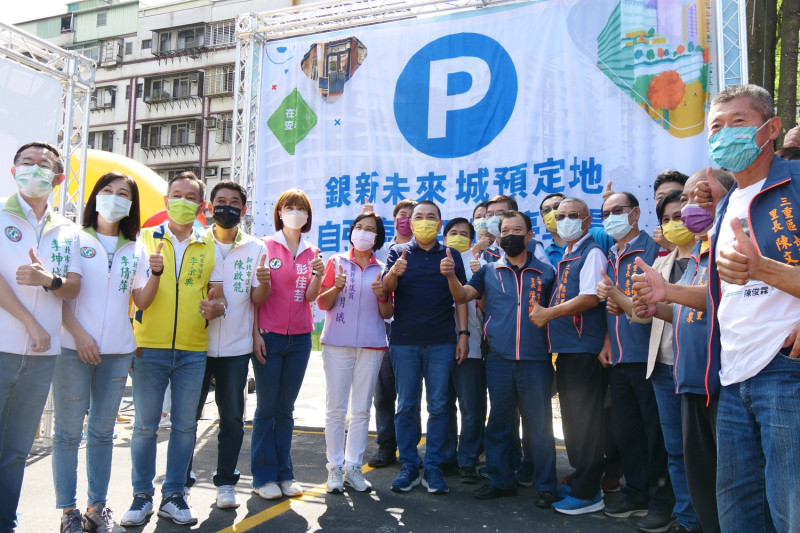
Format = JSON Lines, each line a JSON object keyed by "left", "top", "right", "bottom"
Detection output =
{"left": 282, "top": 209, "right": 308, "bottom": 230}
{"left": 15, "top": 164, "right": 55, "bottom": 198}
{"left": 95, "top": 193, "right": 132, "bottom": 223}
{"left": 486, "top": 215, "right": 501, "bottom": 237}
{"left": 350, "top": 228, "right": 376, "bottom": 251}
{"left": 556, "top": 217, "right": 586, "bottom": 242}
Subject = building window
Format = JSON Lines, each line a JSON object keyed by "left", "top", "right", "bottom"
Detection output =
{"left": 88, "top": 131, "right": 113, "bottom": 152}
{"left": 220, "top": 167, "right": 231, "bottom": 180}
{"left": 123, "top": 130, "right": 128, "bottom": 145}
{"left": 143, "top": 125, "right": 161, "bottom": 148}
{"left": 125, "top": 85, "right": 130, "bottom": 100}
{"left": 134, "top": 129, "right": 141, "bottom": 143}
{"left": 176, "top": 27, "right": 204, "bottom": 50}
{"left": 206, "top": 20, "right": 235, "bottom": 48}
{"left": 144, "top": 72, "right": 203, "bottom": 102}
{"left": 97, "top": 12, "right": 107, "bottom": 27}
{"left": 142, "top": 39, "right": 151, "bottom": 50}
{"left": 205, "top": 64, "right": 234, "bottom": 97}
{"left": 91, "top": 87, "right": 116, "bottom": 110}
{"left": 159, "top": 32, "right": 171, "bottom": 53}
{"left": 216, "top": 114, "right": 233, "bottom": 144}
{"left": 73, "top": 45, "right": 100, "bottom": 61}
{"left": 125, "top": 42, "right": 133, "bottom": 55}
{"left": 137, "top": 83, "right": 143, "bottom": 98}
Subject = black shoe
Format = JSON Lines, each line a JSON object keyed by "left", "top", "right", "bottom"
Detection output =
{"left": 473, "top": 483, "right": 517, "bottom": 500}
{"left": 477, "top": 466, "right": 491, "bottom": 479}
{"left": 535, "top": 491, "right": 558, "bottom": 509}
{"left": 637, "top": 510, "right": 677, "bottom": 533}
{"left": 441, "top": 461, "right": 460, "bottom": 477}
{"left": 667, "top": 525, "right": 702, "bottom": 533}
{"left": 367, "top": 447, "right": 397, "bottom": 468}
{"left": 604, "top": 499, "right": 649, "bottom": 518}
{"left": 459, "top": 466, "right": 479, "bottom": 484}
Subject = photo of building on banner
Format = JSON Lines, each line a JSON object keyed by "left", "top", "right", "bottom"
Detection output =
{"left": 253, "top": 0, "right": 716, "bottom": 254}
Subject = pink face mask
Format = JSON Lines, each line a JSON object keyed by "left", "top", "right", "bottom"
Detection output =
{"left": 395, "top": 216, "right": 413, "bottom": 237}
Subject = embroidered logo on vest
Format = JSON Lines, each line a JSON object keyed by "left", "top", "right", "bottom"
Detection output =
{"left": 269, "top": 257, "right": 282, "bottom": 269}
{"left": 80, "top": 246, "right": 97, "bottom": 258}
{"left": 4, "top": 226, "right": 22, "bottom": 242}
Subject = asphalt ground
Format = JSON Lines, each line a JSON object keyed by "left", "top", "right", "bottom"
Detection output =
{"left": 19, "top": 354, "right": 638, "bottom": 533}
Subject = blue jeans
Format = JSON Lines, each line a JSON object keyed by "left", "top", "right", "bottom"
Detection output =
{"left": 445, "top": 358, "right": 486, "bottom": 467}
{"left": 131, "top": 349, "right": 206, "bottom": 497}
{"left": 52, "top": 349, "right": 132, "bottom": 509}
{"left": 186, "top": 354, "right": 250, "bottom": 488}
{"left": 484, "top": 357, "right": 557, "bottom": 491}
{"left": 0, "top": 352, "right": 56, "bottom": 532}
{"left": 716, "top": 353, "right": 800, "bottom": 533}
{"left": 650, "top": 363, "right": 700, "bottom": 530}
{"left": 250, "top": 332, "right": 311, "bottom": 488}
{"left": 391, "top": 344, "right": 455, "bottom": 470}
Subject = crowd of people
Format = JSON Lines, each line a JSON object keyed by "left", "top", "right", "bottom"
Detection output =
{"left": 0, "top": 83, "right": 798, "bottom": 533}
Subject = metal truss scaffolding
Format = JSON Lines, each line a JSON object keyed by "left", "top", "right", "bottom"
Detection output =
{"left": 0, "top": 21, "right": 95, "bottom": 222}
{"left": 232, "top": 0, "right": 749, "bottom": 223}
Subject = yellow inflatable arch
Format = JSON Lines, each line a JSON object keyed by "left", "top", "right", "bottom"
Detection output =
{"left": 64, "top": 149, "right": 167, "bottom": 224}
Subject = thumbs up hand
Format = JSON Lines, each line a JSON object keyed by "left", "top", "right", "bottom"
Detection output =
{"left": 602, "top": 180, "right": 615, "bottom": 200}
{"left": 391, "top": 248, "right": 408, "bottom": 277}
{"left": 718, "top": 217, "right": 760, "bottom": 285}
{"left": 596, "top": 269, "right": 614, "bottom": 300}
{"left": 256, "top": 254, "right": 270, "bottom": 284}
{"left": 695, "top": 166, "right": 717, "bottom": 212}
{"left": 372, "top": 270, "right": 386, "bottom": 299}
{"left": 149, "top": 241, "right": 164, "bottom": 275}
{"left": 440, "top": 247, "right": 456, "bottom": 278}
{"left": 200, "top": 287, "right": 225, "bottom": 319}
{"left": 334, "top": 264, "right": 347, "bottom": 290}
{"left": 631, "top": 256, "right": 666, "bottom": 304}
{"left": 311, "top": 249, "right": 325, "bottom": 278}
{"left": 16, "top": 247, "right": 53, "bottom": 287}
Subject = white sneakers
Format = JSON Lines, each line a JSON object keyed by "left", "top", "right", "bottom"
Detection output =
{"left": 158, "top": 492, "right": 198, "bottom": 525}
{"left": 120, "top": 494, "right": 154, "bottom": 527}
{"left": 327, "top": 466, "right": 344, "bottom": 494}
{"left": 216, "top": 485, "right": 240, "bottom": 509}
{"left": 253, "top": 482, "right": 283, "bottom": 500}
{"left": 280, "top": 480, "right": 304, "bottom": 497}
{"left": 344, "top": 466, "right": 372, "bottom": 493}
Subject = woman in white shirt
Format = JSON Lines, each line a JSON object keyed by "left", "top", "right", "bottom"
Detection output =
{"left": 53, "top": 172, "right": 141, "bottom": 533}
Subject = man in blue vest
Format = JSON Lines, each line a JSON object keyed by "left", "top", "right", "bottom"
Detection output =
{"left": 529, "top": 197, "right": 607, "bottom": 515}
{"left": 443, "top": 211, "right": 559, "bottom": 508}
{"left": 598, "top": 193, "right": 674, "bottom": 532}
{"left": 702, "top": 84, "right": 800, "bottom": 532}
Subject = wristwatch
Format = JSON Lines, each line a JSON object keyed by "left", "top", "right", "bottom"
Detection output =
{"left": 44, "top": 275, "right": 63, "bottom": 292}
{"left": 458, "top": 330, "right": 470, "bottom": 337}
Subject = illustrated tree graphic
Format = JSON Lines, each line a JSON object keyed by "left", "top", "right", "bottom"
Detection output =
{"left": 647, "top": 70, "right": 686, "bottom": 127}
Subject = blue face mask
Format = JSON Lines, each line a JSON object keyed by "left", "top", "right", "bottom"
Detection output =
{"left": 603, "top": 212, "right": 633, "bottom": 240}
{"left": 708, "top": 119, "right": 773, "bottom": 172}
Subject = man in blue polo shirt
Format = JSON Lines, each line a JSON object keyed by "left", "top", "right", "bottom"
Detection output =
{"left": 383, "top": 200, "right": 469, "bottom": 495}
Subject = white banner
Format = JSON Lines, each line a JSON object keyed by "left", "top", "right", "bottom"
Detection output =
{"left": 0, "top": 57, "right": 62, "bottom": 199}
{"left": 255, "top": 0, "right": 717, "bottom": 251}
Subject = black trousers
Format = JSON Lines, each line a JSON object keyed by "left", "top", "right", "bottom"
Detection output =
{"left": 556, "top": 352, "right": 606, "bottom": 500}
{"left": 682, "top": 393, "right": 721, "bottom": 533}
{"left": 609, "top": 362, "right": 674, "bottom": 512}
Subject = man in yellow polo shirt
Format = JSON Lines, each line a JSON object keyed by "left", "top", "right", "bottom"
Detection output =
{"left": 122, "top": 172, "right": 225, "bottom": 527}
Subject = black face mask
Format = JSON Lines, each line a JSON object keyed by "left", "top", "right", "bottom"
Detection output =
{"left": 499, "top": 234, "right": 526, "bottom": 257}
{"left": 213, "top": 205, "right": 241, "bottom": 229}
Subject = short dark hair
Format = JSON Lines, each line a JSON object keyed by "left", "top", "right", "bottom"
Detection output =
{"left": 777, "top": 146, "right": 800, "bottom": 161}
{"left": 210, "top": 180, "right": 246, "bottom": 204}
{"left": 412, "top": 200, "right": 441, "bottom": 219}
{"left": 499, "top": 210, "right": 532, "bottom": 234}
{"left": 273, "top": 188, "right": 313, "bottom": 233}
{"left": 14, "top": 142, "right": 63, "bottom": 173}
{"left": 653, "top": 170, "right": 688, "bottom": 196}
{"left": 539, "top": 192, "right": 565, "bottom": 211}
{"left": 168, "top": 171, "right": 205, "bottom": 201}
{"left": 444, "top": 217, "right": 475, "bottom": 241}
{"left": 711, "top": 84, "right": 775, "bottom": 122}
{"left": 82, "top": 171, "right": 141, "bottom": 241}
{"left": 472, "top": 201, "right": 488, "bottom": 219}
{"left": 656, "top": 189, "right": 682, "bottom": 222}
{"left": 487, "top": 194, "right": 518, "bottom": 212}
{"left": 349, "top": 212, "right": 385, "bottom": 251}
{"left": 393, "top": 199, "right": 417, "bottom": 218}
{"left": 603, "top": 191, "right": 640, "bottom": 210}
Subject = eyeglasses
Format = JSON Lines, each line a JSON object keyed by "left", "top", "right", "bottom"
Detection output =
{"left": 601, "top": 205, "right": 633, "bottom": 220}
{"left": 540, "top": 203, "right": 561, "bottom": 215}
{"left": 554, "top": 212, "right": 584, "bottom": 221}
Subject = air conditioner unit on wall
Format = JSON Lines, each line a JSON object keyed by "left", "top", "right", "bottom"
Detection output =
{"left": 205, "top": 117, "right": 217, "bottom": 129}
{"left": 204, "top": 167, "right": 217, "bottom": 177}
